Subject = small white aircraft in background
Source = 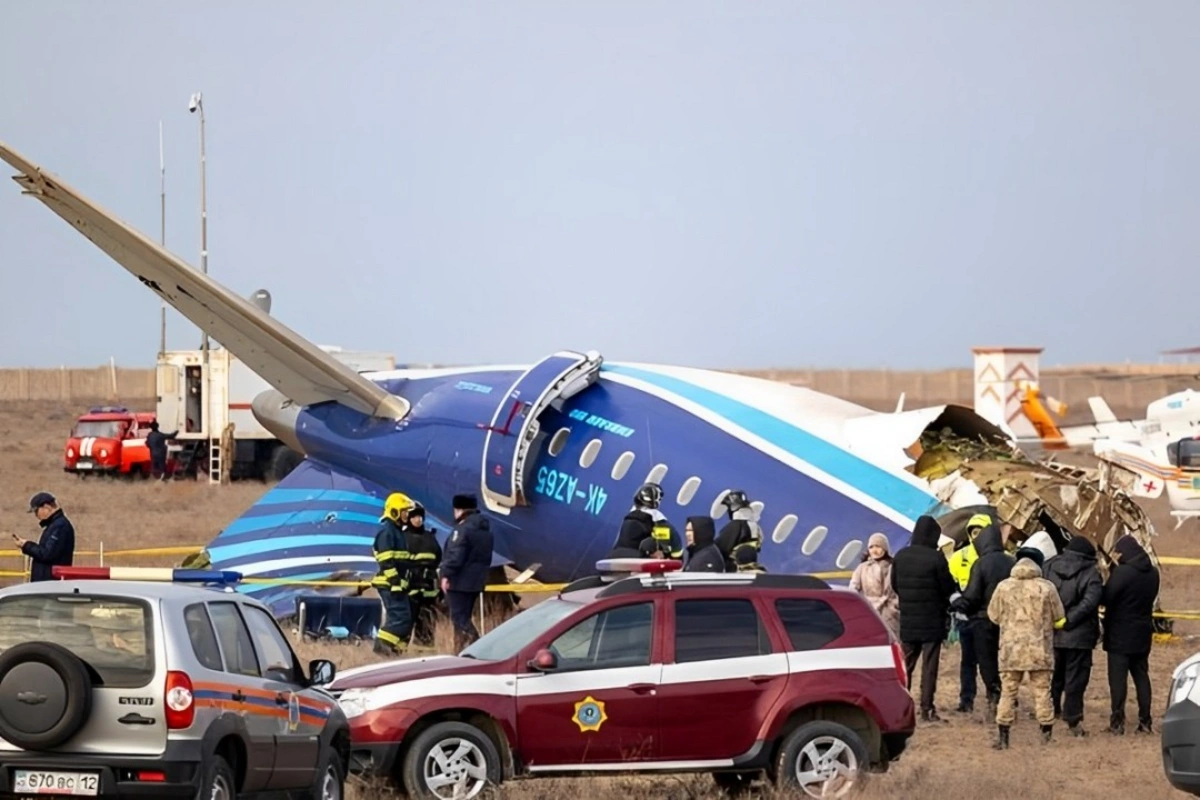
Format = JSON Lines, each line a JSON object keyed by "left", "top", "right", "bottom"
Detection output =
{"left": 1011, "top": 355, "right": 1200, "bottom": 527}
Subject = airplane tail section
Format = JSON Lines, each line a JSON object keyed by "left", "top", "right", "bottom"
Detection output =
{"left": 185, "top": 457, "right": 395, "bottom": 617}
{"left": 0, "top": 142, "right": 407, "bottom": 421}
{"left": 1089, "top": 396, "right": 1118, "bottom": 424}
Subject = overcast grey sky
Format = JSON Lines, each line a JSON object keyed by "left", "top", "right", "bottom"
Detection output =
{"left": 2, "top": 1, "right": 1198, "bottom": 371}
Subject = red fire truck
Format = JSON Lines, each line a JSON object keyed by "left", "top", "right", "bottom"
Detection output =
{"left": 63, "top": 406, "right": 160, "bottom": 478}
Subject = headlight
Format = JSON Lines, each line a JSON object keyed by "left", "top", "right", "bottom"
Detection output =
{"left": 1173, "top": 661, "right": 1200, "bottom": 706}
{"left": 337, "top": 688, "right": 370, "bottom": 719}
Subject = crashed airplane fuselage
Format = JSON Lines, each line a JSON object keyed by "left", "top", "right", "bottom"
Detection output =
{"left": 0, "top": 140, "right": 1162, "bottom": 620}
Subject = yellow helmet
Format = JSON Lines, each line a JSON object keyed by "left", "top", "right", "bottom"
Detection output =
{"left": 966, "top": 513, "right": 992, "bottom": 534}
{"left": 382, "top": 492, "right": 416, "bottom": 523}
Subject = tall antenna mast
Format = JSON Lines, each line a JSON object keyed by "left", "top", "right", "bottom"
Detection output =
{"left": 158, "top": 120, "right": 167, "bottom": 355}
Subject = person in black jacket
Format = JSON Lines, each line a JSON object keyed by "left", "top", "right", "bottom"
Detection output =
{"left": 608, "top": 483, "right": 661, "bottom": 558}
{"left": 145, "top": 421, "right": 178, "bottom": 480}
{"left": 12, "top": 492, "right": 75, "bottom": 582}
{"left": 1102, "top": 535, "right": 1160, "bottom": 734}
{"left": 1045, "top": 536, "right": 1103, "bottom": 736}
{"left": 890, "top": 515, "right": 957, "bottom": 721}
{"left": 440, "top": 494, "right": 494, "bottom": 651}
{"left": 951, "top": 523, "right": 1014, "bottom": 720}
{"left": 682, "top": 517, "right": 725, "bottom": 573}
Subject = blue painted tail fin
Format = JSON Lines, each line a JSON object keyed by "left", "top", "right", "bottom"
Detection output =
{"left": 198, "top": 458, "right": 398, "bottom": 618}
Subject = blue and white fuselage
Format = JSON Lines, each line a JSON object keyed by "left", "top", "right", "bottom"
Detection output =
{"left": 218, "top": 355, "right": 996, "bottom": 614}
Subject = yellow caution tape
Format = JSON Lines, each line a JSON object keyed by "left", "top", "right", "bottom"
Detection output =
{"left": 0, "top": 546, "right": 204, "bottom": 559}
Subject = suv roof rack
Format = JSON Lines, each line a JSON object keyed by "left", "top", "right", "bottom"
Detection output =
{"left": 595, "top": 570, "right": 832, "bottom": 599}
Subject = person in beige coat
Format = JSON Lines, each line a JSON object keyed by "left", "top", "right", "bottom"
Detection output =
{"left": 851, "top": 532, "right": 900, "bottom": 641}
{"left": 987, "top": 550, "right": 1066, "bottom": 749}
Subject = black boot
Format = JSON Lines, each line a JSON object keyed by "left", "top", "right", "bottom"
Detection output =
{"left": 993, "top": 725, "right": 1010, "bottom": 750}
{"left": 1040, "top": 724, "right": 1053, "bottom": 743}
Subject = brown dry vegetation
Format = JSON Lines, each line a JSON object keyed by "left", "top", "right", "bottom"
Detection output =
{"left": 1, "top": 397, "right": 1197, "bottom": 798}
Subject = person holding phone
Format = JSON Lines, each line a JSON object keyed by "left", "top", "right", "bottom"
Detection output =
{"left": 11, "top": 492, "right": 75, "bottom": 582}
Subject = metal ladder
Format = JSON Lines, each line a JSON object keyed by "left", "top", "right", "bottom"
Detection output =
{"left": 208, "top": 436, "right": 222, "bottom": 484}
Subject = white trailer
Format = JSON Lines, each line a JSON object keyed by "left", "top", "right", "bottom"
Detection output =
{"left": 156, "top": 345, "right": 395, "bottom": 482}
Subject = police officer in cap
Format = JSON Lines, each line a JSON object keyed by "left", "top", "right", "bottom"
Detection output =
{"left": 440, "top": 494, "right": 493, "bottom": 651}
{"left": 715, "top": 490, "right": 764, "bottom": 572}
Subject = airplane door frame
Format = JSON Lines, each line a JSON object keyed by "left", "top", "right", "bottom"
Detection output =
{"left": 480, "top": 350, "right": 603, "bottom": 513}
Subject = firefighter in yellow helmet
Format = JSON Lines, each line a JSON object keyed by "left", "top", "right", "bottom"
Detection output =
{"left": 373, "top": 492, "right": 414, "bottom": 655}
{"left": 948, "top": 512, "right": 992, "bottom": 713}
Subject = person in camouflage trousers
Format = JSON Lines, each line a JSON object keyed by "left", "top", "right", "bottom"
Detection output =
{"left": 987, "top": 549, "right": 1066, "bottom": 749}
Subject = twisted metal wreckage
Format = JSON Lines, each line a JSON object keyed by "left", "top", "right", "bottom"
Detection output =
{"left": 912, "top": 425, "right": 1169, "bottom": 632}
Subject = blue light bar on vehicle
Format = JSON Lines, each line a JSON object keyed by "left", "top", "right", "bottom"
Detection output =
{"left": 594, "top": 558, "right": 683, "bottom": 575}
{"left": 52, "top": 566, "right": 243, "bottom": 584}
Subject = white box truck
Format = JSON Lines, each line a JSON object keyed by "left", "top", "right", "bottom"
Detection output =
{"left": 156, "top": 344, "right": 395, "bottom": 482}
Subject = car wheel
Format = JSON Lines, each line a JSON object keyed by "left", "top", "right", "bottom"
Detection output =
{"left": 197, "top": 755, "right": 237, "bottom": 800}
{"left": 0, "top": 642, "right": 93, "bottom": 750}
{"left": 298, "top": 747, "right": 344, "bottom": 800}
{"left": 401, "top": 720, "right": 502, "bottom": 800}
{"left": 774, "top": 720, "right": 870, "bottom": 799}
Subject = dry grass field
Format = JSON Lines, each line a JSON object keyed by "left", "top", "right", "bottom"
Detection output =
{"left": 2, "top": 397, "right": 1198, "bottom": 798}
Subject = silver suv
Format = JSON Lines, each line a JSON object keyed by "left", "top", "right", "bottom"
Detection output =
{"left": 0, "top": 577, "right": 349, "bottom": 799}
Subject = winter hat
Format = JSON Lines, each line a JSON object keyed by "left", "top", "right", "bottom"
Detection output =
{"left": 1114, "top": 535, "right": 1145, "bottom": 562}
{"left": 1065, "top": 536, "right": 1096, "bottom": 557}
{"left": 452, "top": 494, "right": 478, "bottom": 511}
{"left": 868, "top": 532, "right": 890, "bottom": 553}
{"left": 1015, "top": 546, "right": 1045, "bottom": 569}
{"left": 1024, "top": 531, "right": 1058, "bottom": 563}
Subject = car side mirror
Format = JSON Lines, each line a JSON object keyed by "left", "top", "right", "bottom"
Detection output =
{"left": 527, "top": 648, "right": 557, "bottom": 673}
{"left": 309, "top": 658, "right": 336, "bottom": 687}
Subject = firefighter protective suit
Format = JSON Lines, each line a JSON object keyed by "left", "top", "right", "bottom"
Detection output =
{"left": 373, "top": 492, "right": 414, "bottom": 654}
{"left": 401, "top": 505, "right": 443, "bottom": 647}
{"left": 716, "top": 490, "right": 765, "bottom": 572}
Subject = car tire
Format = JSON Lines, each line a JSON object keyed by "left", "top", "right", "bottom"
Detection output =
{"left": 774, "top": 720, "right": 870, "bottom": 799}
{"left": 0, "top": 642, "right": 93, "bottom": 750}
{"left": 401, "top": 720, "right": 502, "bottom": 800}
{"left": 197, "top": 754, "right": 236, "bottom": 799}
{"left": 295, "top": 747, "right": 345, "bottom": 800}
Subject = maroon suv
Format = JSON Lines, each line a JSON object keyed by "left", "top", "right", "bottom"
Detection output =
{"left": 331, "top": 561, "right": 914, "bottom": 799}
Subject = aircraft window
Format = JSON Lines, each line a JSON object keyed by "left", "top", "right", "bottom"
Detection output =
{"left": 645, "top": 463, "right": 668, "bottom": 485}
{"left": 548, "top": 428, "right": 570, "bottom": 457}
{"left": 1178, "top": 439, "right": 1200, "bottom": 469}
{"left": 772, "top": 514, "right": 799, "bottom": 544}
{"left": 835, "top": 539, "right": 863, "bottom": 569}
{"left": 579, "top": 439, "right": 602, "bottom": 469}
{"left": 676, "top": 476, "right": 702, "bottom": 506}
{"left": 611, "top": 451, "right": 636, "bottom": 481}
{"left": 801, "top": 525, "right": 828, "bottom": 556}
{"left": 709, "top": 489, "right": 732, "bottom": 518}
{"left": 751, "top": 500, "right": 765, "bottom": 517}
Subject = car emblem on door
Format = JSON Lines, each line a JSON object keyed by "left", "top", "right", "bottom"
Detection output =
{"left": 571, "top": 696, "right": 607, "bottom": 733}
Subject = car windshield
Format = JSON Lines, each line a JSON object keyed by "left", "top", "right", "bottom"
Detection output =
{"left": 72, "top": 420, "right": 125, "bottom": 439}
{"left": 459, "top": 597, "right": 582, "bottom": 661}
{"left": 0, "top": 594, "right": 154, "bottom": 688}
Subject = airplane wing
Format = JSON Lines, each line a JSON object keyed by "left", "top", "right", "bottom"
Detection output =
{"left": 0, "top": 141, "right": 408, "bottom": 420}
